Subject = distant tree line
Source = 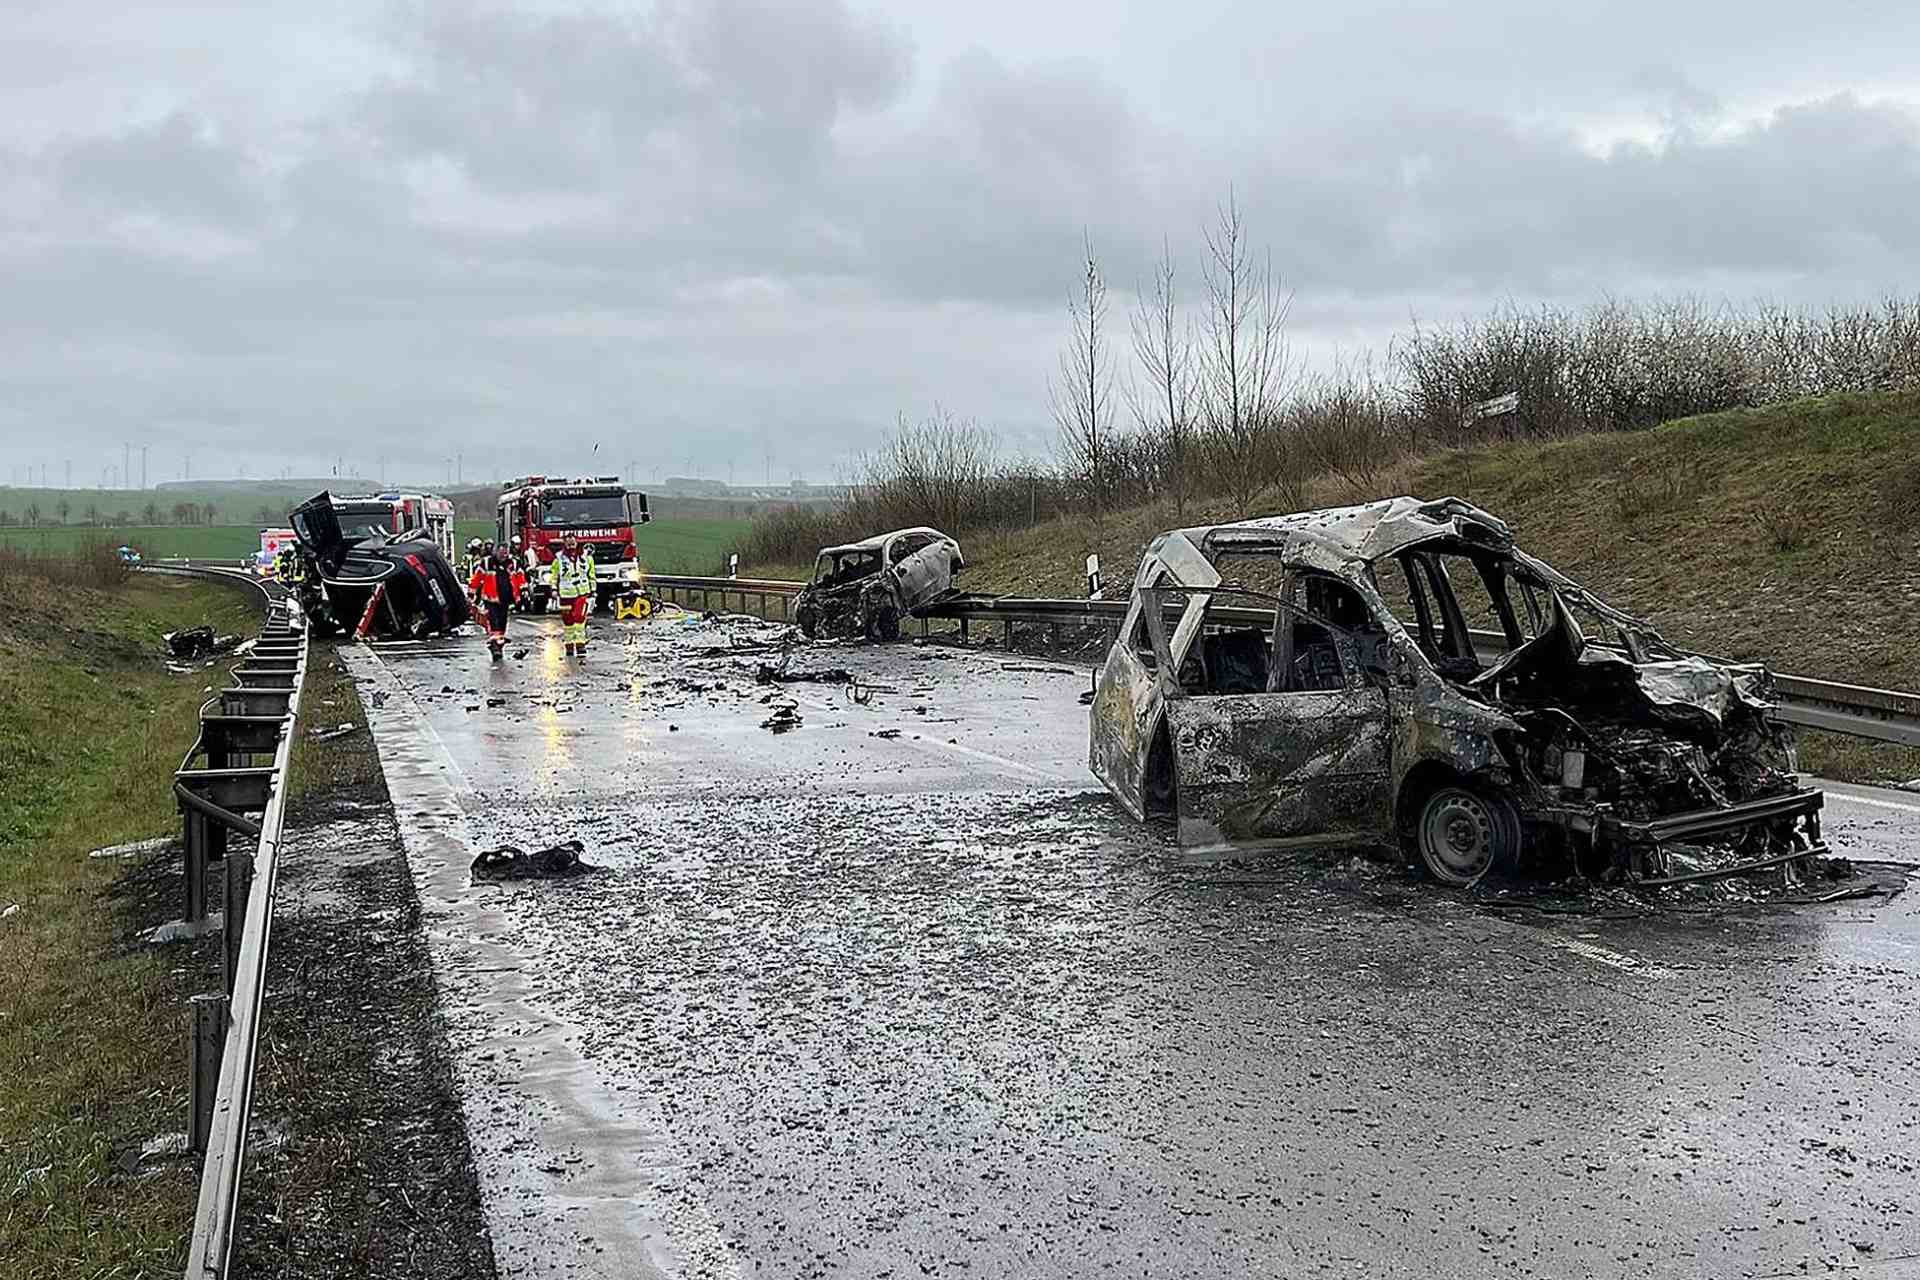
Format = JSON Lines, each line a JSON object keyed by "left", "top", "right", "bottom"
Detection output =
{"left": 0, "top": 499, "right": 220, "bottom": 527}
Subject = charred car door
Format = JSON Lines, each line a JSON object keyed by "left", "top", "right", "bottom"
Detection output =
{"left": 1156, "top": 587, "right": 1394, "bottom": 851}
{"left": 1089, "top": 532, "right": 1223, "bottom": 818}
{"left": 1089, "top": 583, "right": 1175, "bottom": 818}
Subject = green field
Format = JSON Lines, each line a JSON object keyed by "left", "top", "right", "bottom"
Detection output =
{"left": 0, "top": 524, "right": 263, "bottom": 560}
{"left": 454, "top": 516, "right": 749, "bottom": 576}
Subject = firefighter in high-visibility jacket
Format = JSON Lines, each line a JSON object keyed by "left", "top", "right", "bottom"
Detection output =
{"left": 553, "top": 534, "right": 594, "bottom": 658}
{"left": 467, "top": 544, "right": 523, "bottom": 661}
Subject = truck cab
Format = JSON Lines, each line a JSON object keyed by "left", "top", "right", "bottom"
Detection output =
{"left": 496, "top": 475, "right": 651, "bottom": 612}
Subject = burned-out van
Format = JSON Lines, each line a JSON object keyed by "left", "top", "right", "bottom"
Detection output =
{"left": 1089, "top": 497, "right": 1825, "bottom": 886}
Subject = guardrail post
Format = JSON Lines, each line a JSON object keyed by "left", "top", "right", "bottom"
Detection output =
{"left": 189, "top": 993, "right": 227, "bottom": 1154}
{"left": 1003, "top": 619, "right": 1012, "bottom": 650}
{"left": 1050, "top": 622, "right": 1060, "bottom": 653}
{"left": 184, "top": 810, "right": 210, "bottom": 923}
{"left": 959, "top": 617, "right": 969, "bottom": 643}
{"left": 222, "top": 851, "right": 255, "bottom": 994}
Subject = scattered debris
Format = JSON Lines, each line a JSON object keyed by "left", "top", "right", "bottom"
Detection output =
{"left": 1002, "top": 664, "right": 1077, "bottom": 675}
{"left": 140, "top": 1131, "right": 190, "bottom": 1161}
{"left": 147, "top": 912, "right": 223, "bottom": 944}
{"left": 471, "top": 840, "right": 595, "bottom": 881}
{"left": 513, "top": 648, "right": 529, "bottom": 660}
{"left": 761, "top": 704, "right": 803, "bottom": 734}
{"left": 486, "top": 697, "right": 507, "bottom": 708}
{"left": 370, "top": 690, "right": 389, "bottom": 708}
{"left": 162, "top": 626, "right": 240, "bottom": 660}
{"left": 755, "top": 661, "right": 852, "bottom": 685}
{"left": 871, "top": 728, "right": 902, "bottom": 740}
{"left": 1, "top": 902, "right": 18, "bottom": 922}
{"left": 89, "top": 836, "right": 173, "bottom": 860}
{"left": 307, "top": 722, "right": 359, "bottom": 741}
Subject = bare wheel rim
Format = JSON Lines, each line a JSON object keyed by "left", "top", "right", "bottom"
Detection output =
{"left": 1419, "top": 789, "right": 1497, "bottom": 884}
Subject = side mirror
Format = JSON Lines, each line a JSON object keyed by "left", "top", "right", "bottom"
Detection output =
{"left": 1392, "top": 647, "right": 1418, "bottom": 688}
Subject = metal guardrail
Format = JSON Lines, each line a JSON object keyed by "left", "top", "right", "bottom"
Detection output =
{"left": 145, "top": 565, "right": 309, "bottom": 1279}
{"left": 646, "top": 573, "right": 802, "bottom": 620}
{"left": 641, "top": 572, "right": 1920, "bottom": 748}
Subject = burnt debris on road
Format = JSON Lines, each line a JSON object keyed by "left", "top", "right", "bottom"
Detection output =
{"left": 338, "top": 603, "right": 1920, "bottom": 1280}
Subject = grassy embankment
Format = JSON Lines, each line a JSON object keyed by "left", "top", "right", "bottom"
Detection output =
{"left": 454, "top": 515, "right": 749, "bottom": 576}
{"left": 0, "top": 556, "right": 260, "bottom": 1277}
{"left": 747, "top": 390, "right": 1920, "bottom": 784}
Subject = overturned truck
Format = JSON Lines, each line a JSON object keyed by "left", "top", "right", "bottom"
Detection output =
{"left": 1089, "top": 497, "right": 1826, "bottom": 887}
{"left": 288, "top": 491, "right": 470, "bottom": 639}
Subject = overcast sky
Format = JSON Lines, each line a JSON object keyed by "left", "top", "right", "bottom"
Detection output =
{"left": 3, "top": 0, "right": 1918, "bottom": 488}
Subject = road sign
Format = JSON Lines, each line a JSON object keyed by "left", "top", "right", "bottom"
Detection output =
{"left": 1466, "top": 392, "right": 1520, "bottom": 422}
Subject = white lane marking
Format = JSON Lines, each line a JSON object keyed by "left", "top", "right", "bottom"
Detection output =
{"left": 921, "top": 735, "right": 1082, "bottom": 785}
{"left": 1822, "top": 788, "right": 1920, "bottom": 817}
{"left": 778, "top": 687, "right": 1083, "bottom": 784}
{"left": 1540, "top": 935, "right": 1674, "bottom": 980}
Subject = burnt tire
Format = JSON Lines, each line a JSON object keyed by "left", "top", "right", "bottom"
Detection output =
{"left": 864, "top": 600, "right": 901, "bottom": 642}
{"left": 796, "top": 601, "right": 819, "bottom": 639}
{"left": 1414, "top": 786, "right": 1519, "bottom": 886}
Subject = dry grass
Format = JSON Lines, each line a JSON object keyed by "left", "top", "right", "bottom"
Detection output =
{"left": 0, "top": 563, "right": 261, "bottom": 1278}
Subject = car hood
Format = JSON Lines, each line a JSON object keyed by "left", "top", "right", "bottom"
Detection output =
{"left": 1470, "top": 594, "right": 1771, "bottom": 736}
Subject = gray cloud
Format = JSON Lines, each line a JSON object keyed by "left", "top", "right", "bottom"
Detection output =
{"left": 1, "top": 0, "right": 1918, "bottom": 483}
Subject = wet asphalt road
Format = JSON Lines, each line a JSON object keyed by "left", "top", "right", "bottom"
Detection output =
{"left": 348, "top": 610, "right": 1920, "bottom": 1280}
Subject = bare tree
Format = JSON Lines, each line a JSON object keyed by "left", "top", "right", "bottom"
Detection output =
{"left": 1198, "top": 190, "right": 1293, "bottom": 509}
{"left": 1050, "top": 233, "right": 1115, "bottom": 515}
{"left": 142, "top": 500, "right": 159, "bottom": 524}
{"left": 1129, "top": 238, "right": 1196, "bottom": 519}
{"left": 56, "top": 498, "right": 71, "bottom": 525}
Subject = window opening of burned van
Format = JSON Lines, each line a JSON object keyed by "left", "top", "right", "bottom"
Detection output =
{"left": 540, "top": 495, "right": 629, "bottom": 527}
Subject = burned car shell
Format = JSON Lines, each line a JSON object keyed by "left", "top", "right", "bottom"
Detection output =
{"left": 288, "top": 491, "right": 470, "bottom": 638}
{"left": 1088, "top": 496, "right": 1825, "bottom": 886}
{"left": 795, "top": 527, "right": 964, "bottom": 641}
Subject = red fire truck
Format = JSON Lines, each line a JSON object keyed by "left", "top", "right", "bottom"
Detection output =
{"left": 495, "top": 475, "right": 651, "bottom": 613}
